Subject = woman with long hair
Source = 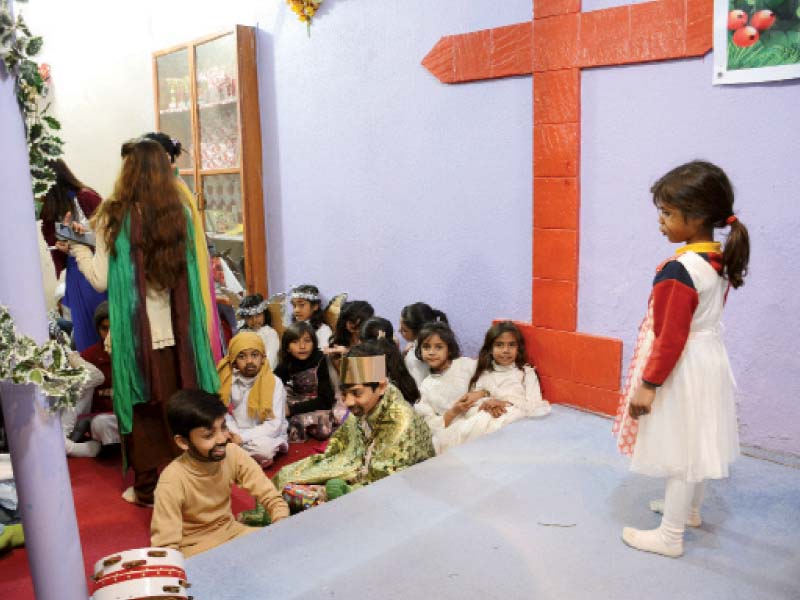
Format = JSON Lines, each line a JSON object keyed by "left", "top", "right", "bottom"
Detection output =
{"left": 69, "top": 138, "right": 219, "bottom": 505}
{"left": 45, "top": 159, "right": 107, "bottom": 351}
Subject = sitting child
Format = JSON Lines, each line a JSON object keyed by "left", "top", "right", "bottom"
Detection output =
{"left": 150, "top": 389, "right": 290, "bottom": 558}
{"left": 273, "top": 322, "right": 336, "bottom": 442}
{"left": 237, "top": 293, "right": 280, "bottom": 369}
{"left": 399, "top": 302, "right": 449, "bottom": 386}
{"left": 359, "top": 318, "right": 420, "bottom": 404}
{"left": 272, "top": 348, "right": 435, "bottom": 511}
{"left": 413, "top": 322, "right": 478, "bottom": 454}
{"left": 290, "top": 284, "right": 332, "bottom": 349}
{"left": 217, "top": 332, "right": 288, "bottom": 468}
{"left": 78, "top": 301, "right": 119, "bottom": 447}
{"left": 434, "top": 321, "right": 551, "bottom": 454}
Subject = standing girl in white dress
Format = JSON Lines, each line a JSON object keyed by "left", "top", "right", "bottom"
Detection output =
{"left": 413, "top": 322, "right": 476, "bottom": 454}
{"left": 613, "top": 160, "right": 750, "bottom": 558}
{"left": 398, "top": 302, "right": 448, "bottom": 387}
{"left": 444, "top": 321, "right": 551, "bottom": 448}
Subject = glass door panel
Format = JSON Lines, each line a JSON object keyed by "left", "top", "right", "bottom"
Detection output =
{"left": 195, "top": 33, "right": 240, "bottom": 170}
{"left": 155, "top": 49, "right": 194, "bottom": 170}
{"left": 203, "top": 173, "right": 245, "bottom": 288}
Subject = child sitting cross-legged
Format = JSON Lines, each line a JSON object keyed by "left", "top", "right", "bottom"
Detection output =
{"left": 216, "top": 332, "right": 288, "bottom": 468}
{"left": 150, "top": 389, "right": 290, "bottom": 558}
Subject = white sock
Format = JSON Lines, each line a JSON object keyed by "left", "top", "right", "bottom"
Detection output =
{"left": 64, "top": 438, "right": 101, "bottom": 458}
{"left": 623, "top": 477, "right": 695, "bottom": 558}
{"left": 649, "top": 480, "right": 705, "bottom": 527}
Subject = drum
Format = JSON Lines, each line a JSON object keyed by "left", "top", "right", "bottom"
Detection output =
{"left": 91, "top": 547, "right": 192, "bottom": 600}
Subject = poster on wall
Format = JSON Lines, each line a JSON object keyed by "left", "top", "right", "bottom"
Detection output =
{"left": 714, "top": 0, "right": 800, "bottom": 84}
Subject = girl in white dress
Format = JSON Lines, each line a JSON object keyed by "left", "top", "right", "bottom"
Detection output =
{"left": 613, "top": 160, "right": 750, "bottom": 558}
{"left": 452, "top": 321, "right": 551, "bottom": 445}
{"left": 237, "top": 294, "right": 280, "bottom": 369}
{"left": 399, "top": 302, "right": 448, "bottom": 387}
{"left": 413, "top": 322, "right": 476, "bottom": 454}
{"left": 290, "top": 284, "right": 333, "bottom": 349}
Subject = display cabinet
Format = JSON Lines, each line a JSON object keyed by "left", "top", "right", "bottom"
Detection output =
{"left": 153, "top": 25, "right": 267, "bottom": 295}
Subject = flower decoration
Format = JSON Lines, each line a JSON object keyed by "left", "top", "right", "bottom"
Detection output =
{"left": 287, "top": 0, "right": 322, "bottom": 35}
{"left": 0, "top": 305, "right": 88, "bottom": 411}
{"left": 37, "top": 61, "right": 49, "bottom": 81}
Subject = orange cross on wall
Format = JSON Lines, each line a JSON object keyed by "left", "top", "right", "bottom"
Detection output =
{"left": 422, "top": 0, "right": 713, "bottom": 414}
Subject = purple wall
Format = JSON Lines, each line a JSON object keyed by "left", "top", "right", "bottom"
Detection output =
{"left": 258, "top": 0, "right": 533, "bottom": 356}
{"left": 579, "top": 55, "right": 800, "bottom": 455}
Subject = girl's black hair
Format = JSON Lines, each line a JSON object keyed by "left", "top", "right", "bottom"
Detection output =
{"left": 290, "top": 284, "right": 325, "bottom": 330}
{"left": 93, "top": 301, "right": 110, "bottom": 334}
{"left": 651, "top": 160, "right": 750, "bottom": 289}
{"left": 278, "top": 320, "right": 319, "bottom": 366}
{"left": 331, "top": 300, "right": 375, "bottom": 348}
{"left": 346, "top": 339, "right": 420, "bottom": 402}
{"left": 167, "top": 389, "right": 227, "bottom": 439}
{"left": 141, "top": 132, "right": 183, "bottom": 164}
{"left": 40, "top": 159, "right": 86, "bottom": 223}
{"left": 400, "top": 302, "right": 448, "bottom": 336}
{"left": 468, "top": 321, "right": 528, "bottom": 390}
{"left": 415, "top": 322, "right": 461, "bottom": 362}
{"left": 238, "top": 293, "right": 272, "bottom": 327}
{"left": 360, "top": 316, "right": 394, "bottom": 342}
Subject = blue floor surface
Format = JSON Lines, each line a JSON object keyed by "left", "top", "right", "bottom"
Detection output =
{"left": 187, "top": 405, "right": 800, "bottom": 599}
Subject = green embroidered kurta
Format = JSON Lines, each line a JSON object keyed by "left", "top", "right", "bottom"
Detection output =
{"left": 273, "top": 384, "right": 434, "bottom": 489}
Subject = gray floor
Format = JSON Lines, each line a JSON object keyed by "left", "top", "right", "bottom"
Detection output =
{"left": 188, "top": 406, "right": 800, "bottom": 599}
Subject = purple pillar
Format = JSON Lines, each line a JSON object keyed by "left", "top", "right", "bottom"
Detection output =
{"left": 0, "top": 50, "right": 89, "bottom": 600}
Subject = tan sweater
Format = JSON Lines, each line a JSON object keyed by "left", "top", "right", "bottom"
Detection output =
{"left": 70, "top": 217, "right": 176, "bottom": 349}
{"left": 151, "top": 443, "right": 289, "bottom": 557}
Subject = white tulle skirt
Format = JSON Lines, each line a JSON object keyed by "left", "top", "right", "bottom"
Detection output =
{"left": 630, "top": 330, "right": 740, "bottom": 482}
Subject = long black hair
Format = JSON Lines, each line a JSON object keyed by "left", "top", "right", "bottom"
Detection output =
{"left": 415, "top": 322, "right": 461, "bottom": 362}
{"left": 400, "top": 302, "right": 448, "bottom": 337}
{"left": 347, "top": 339, "right": 420, "bottom": 404}
{"left": 651, "top": 160, "right": 750, "bottom": 288}
{"left": 468, "top": 321, "right": 528, "bottom": 390}
{"left": 331, "top": 300, "right": 374, "bottom": 348}
{"left": 40, "top": 159, "right": 86, "bottom": 223}
{"left": 278, "top": 321, "right": 319, "bottom": 366}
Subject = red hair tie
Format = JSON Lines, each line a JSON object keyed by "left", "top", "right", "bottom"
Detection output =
{"left": 725, "top": 215, "right": 737, "bottom": 226}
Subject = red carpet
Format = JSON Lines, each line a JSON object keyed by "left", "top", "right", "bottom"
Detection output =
{"left": 0, "top": 441, "right": 321, "bottom": 599}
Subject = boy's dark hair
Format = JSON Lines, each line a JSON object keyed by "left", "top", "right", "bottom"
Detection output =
{"left": 400, "top": 302, "right": 448, "bottom": 336}
{"left": 290, "top": 284, "right": 325, "bottom": 330}
{"left": 348, "top": 338, "right": 420, "bottom": 403}
{"left": 167, "top": 389, "right": 227, "bottom": 439}
{"left": 651, "top": 160, "right": 749, "bottom": 289}
{"left": 239, "top": 293, "right": 272, "bottom": 327}
{"left": 279, "top": 320, "right": 319, "bottom": 365}
{"left": 331, "top": 300, "right": 375, "bottom": 348}
{"left": 415, "top": 322, "right": 461, "bottom": 362}
{"left": 469, "top": 321, "right": 528, "bottom": 390}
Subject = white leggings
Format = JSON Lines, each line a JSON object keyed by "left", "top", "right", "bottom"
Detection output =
{"left": 661, "top": 477, "right": 705, "bottom": 542}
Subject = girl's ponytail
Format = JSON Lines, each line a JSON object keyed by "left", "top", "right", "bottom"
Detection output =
{"left": 723, "top": 216, "right": 750, "bottom": 289}
{"left": 431, "top": 309, "right": 449, "bottom": 324}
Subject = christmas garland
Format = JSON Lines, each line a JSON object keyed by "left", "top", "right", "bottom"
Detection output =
{"left": 0, "top": 0, "right": 63, "bottom": 201}
{"left": 0, "top": 305, "right": 88, "bottom": 411}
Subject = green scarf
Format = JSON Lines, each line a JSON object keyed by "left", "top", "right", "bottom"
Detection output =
{"left": 108, "top": 209, "right": 219, "bottom": 435}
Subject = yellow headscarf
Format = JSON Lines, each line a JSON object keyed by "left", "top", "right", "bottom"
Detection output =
{"left": 216, "top": 332, "right": 276, "bottom": 421}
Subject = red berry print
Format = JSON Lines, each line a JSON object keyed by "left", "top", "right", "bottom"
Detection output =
{"left": 727, "top": 9, "right": 748, "bottom": 30}
{"left": 750, "top": 10, "right": 776, "bottom": 31}
{"left": 733, "top": 25, "right": 760, "bottom": 48}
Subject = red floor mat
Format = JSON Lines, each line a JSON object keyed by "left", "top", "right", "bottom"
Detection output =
{"left": 0, "top": 440, "right": 321, "bottom": 599}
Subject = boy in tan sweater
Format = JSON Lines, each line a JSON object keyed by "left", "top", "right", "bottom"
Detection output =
{"left": 151, "top": 389, "right": 289, "bottom": 557}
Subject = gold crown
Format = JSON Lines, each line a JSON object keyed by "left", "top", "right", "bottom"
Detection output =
{"left": 340, "top": 355, "right": 386, "bottom": 384}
